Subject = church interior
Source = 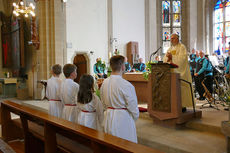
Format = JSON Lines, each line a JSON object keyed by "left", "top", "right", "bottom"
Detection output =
{"left": 0, "top": 0, "right": 230, "bottom": 153}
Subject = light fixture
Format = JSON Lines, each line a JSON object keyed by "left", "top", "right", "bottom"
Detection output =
{"left": 12, "top": 0, "right": 36, "bottom": 18}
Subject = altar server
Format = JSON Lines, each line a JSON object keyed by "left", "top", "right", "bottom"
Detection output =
{"left": 60, "top": 64, "right": 79, "bottom": 122}
{"left": 46, "top": 64, "right": 63, "bottom": 117}
{"left": 77, "top": 74, "right": 104, "bottom": 130}
{"left": 100, "top": 55, "right": 139, "bottom": 143}
{"left": 163, "top": 34, "right": 194, "bottom": 111}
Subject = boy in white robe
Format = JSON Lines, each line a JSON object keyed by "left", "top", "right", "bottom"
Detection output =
{"left": 60, "top": 64, "right": 79, "bottom": 122}
{"left": 77, "top": 74, "right": 104, "bottom": 130}
{"left": 100, "top": 55, "right": 139, "bottom": 143}
{"left": 46, "top": 64, "right": 63, "bottom": 117}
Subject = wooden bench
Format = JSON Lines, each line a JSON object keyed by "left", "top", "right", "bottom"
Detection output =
{"left": 1, "top": 100, "right": 163, "bottom": 153}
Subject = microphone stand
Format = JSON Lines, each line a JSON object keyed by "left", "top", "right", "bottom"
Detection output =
{"left": 149, "top": 47, "right": 162, "bottom": 62}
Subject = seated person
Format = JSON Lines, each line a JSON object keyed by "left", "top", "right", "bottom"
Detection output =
{"left": 124, "top": 57, "right": 131, "bottom": 72}
{"left": 94, "top": 58, "right": 107, "bottom": 78}
{"left": 132, "top": 58, "right": 146, "bottom": 72}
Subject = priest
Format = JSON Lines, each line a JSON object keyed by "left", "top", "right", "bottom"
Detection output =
{"left": 163, "top": 34, "right": 194, "bottom": 112}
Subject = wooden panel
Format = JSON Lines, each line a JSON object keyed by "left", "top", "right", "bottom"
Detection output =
{"left": 123, "top": 73, "right": 149, "bottom": 103}
{"left": 73, "top": 54, "right": 87, "bottom": 83}
{"left": 151, "top": 64, "right": 171, "bottom": 112}
{"left": 126, "top": 41, "right": 139, "bottom": 65}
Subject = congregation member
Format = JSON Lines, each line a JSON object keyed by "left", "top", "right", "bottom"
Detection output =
{"left": 124, "top": 57, "right": 131, "bottom": 72}
{"left": 195, "top": 51, "right": 200, "bottom": 62}
{"left": 225, "top": 49, "right": 230, "bottom": 74}
{"left": 46, "top": 64, "right": 63, "bottom": 117}
{"left": 194, "top": 51, "right": 207, "bottom": 100}
{"left": 77, "top": 74, "right": 104, "bottom": 130}
{"left": 163, "top": 34, "right": 193, "bottom": 112}
{"left": 100, "top": 55, "right": 139, "bottom": 143}
{"left": 93, "top": 58, "right": 107, "bottom": 78}
{"left": 204, "top": 55, "right": 213, "bottom": 94}
{"left": 189, "top": 48, "right": 196, "bottom": 77}
{"left": 132, "top": 58, "right": 146, "bottom": 72}
{"left": 60, "top": 64, "right": 79, "bottom": 122}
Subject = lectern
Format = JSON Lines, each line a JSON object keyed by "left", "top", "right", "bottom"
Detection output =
{"left": 147, "top": 63, "right": 201, "bottom": 126}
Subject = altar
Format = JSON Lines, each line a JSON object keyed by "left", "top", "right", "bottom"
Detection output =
{"left": 123, "top": 72, "right": 150, "bottom": 103}
{"left": 0, "top": 78, "right": 17, "bottom": 98}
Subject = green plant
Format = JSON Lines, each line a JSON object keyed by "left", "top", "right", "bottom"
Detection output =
{"left": 95, "top": 88, "right": 101, "bottom": 99}
{"left": 3, "top": 72, "right": 7, "bottom": 78}
{"left": 142, "top": 62, "right": 153, "bottom": 80}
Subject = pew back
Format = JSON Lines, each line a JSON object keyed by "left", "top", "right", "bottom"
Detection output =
{"left": 1, "top": 100, "right": 162, "bottom": 153}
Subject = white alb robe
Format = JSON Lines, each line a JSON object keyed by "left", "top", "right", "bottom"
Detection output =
{"left": 77, "top": 93, "right": 104, "bottom": 131}
{"left": 163, "top": 43, "right": 194, "bottom": 107}
{"left": 100, "top": 75, "right": 139, "bottom": 143}
{"left": 46, "top": 76, "right": 63, "bottom": 118}
{"left": 60, "top": 79, "right": 79, "bottom": 122}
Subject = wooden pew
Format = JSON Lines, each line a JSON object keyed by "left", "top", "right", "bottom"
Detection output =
{"left": 1, "top": 100, "right": 162, "bottom": 153}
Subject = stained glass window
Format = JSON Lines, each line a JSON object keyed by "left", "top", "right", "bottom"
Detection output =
{"left": 173, "top": 1, "right": 180, "bottom": 13}
{"left": 162, "top": 0, "right": 182, "bottom": 53}
{"left": 214, "top": 0, "right": 230, "bottom": 54}
{"left": 226, "top": 22, "right": 230, "bottom": 36}
{"left": 162, "top": 1, "right": 170, "bottom": 27}
{"left": 226, "top": 6, "right": 230, "bottom": 21}
{"left": 163, "top": 28, "right": 171, "bottom": 41}
{"left": 173, "top": 28, "right": 181, "bottom": 39}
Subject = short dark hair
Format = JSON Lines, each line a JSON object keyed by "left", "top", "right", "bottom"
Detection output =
{"left": 63, "top": 64, "right": 77, "bottom": 78}
{"left": 77, "top": 74, "right": 94, "bottom": 104}
{"left": 52, "top": 64, "right": 62, "bottom": 75}
{"left": 110, "top": 55, "right": 125, "bottom": 72}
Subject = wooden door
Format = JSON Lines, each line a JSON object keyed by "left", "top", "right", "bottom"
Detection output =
{"left": 73, "top": 54, "right": 87, "bottom": 83}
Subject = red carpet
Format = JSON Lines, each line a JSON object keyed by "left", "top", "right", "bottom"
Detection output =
{"left": 139, "top": 107, "right": 147, "bottom": 112}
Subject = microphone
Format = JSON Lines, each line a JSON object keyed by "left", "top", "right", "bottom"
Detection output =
{"left": 149, "top": 46, "right": 162, "bottom": 62}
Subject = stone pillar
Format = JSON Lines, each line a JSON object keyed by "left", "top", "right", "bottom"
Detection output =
{"left": 33, "top": 0, "right": 67, "bottom": 99}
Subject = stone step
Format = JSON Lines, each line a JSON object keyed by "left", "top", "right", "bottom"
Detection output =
{"left": 139, "top": 106, "right": 228, "bottom": 136}
{"left": 136, "top": 117, "right": 226, "bottom": 153}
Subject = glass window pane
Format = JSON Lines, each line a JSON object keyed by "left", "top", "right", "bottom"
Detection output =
{"left": 226, "top": 2, "right": 230, "bottom": 7}
{"left": 173, "top": 28, "right": 181, "bottom": 39}
{"left": 173, "top": 1, "right": 180, "bottom": 13}
{"left": 173, "top": 14, "right": 181, "bottom": 26}
{"left": 214, "top": 23, "right": 223, "bottom": 37}
{"left": 226, "top": 22, "right": 230, "bottom": 36}
{"left": 163, "top": 28, "right": 171, "bottom": 41}
{"left": 214, "top": 38, "right": 223, "bottom": 55}
{"left": 215, "top": 0, "right": 224, "bottom": 10}
{"left": 162, "top": 1, "right": 170, "bottom": 27}
{"left": 215, "top": 8, "right": 224, "bottom": 23}
{"left": 226, "top": 6, "right": 230, "bottom": 21}
{"left": 163, "top": 41, "right": 170, "bottom": 53}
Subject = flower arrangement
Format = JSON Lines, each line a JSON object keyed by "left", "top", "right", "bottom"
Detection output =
{"left": 143, "top": 61, "right": 153, "bottom": 80}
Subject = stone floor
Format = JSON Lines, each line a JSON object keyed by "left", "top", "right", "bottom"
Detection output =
{"left": 0, "top": 98, "right": 229, "bottom": 153}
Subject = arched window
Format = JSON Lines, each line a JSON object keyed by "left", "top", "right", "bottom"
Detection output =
{"left": 162, "top": 0, "right": 182, "bottom": 53}
{"left": 214, "top": 0, "right": 230, "bottom": 55}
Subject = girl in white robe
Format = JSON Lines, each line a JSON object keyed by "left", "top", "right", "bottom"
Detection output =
{"left": 46, "top": 64, "right": 63, "bottom": 118}
{"left": 77, "top": 75, "right": 104, "bottom": 130}
{"left": 60, "top": 64, "right": 79, "bottom": 122}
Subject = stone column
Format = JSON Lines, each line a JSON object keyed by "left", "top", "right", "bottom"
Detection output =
{"left": 33, "top": 0, "right": 67, "bottom": 99}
